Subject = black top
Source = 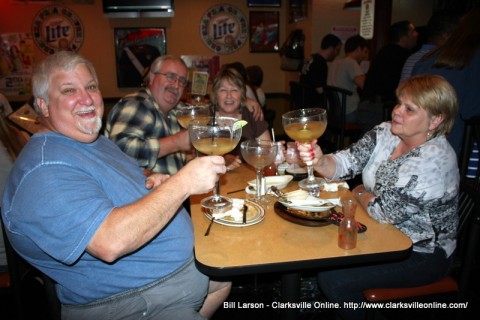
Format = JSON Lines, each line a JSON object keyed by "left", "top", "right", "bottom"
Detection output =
{"left": 299, "top": 53, "right": 327, "bottom": 107}
{"left": 362, "top": 44, "right": 412, "bottom": 102}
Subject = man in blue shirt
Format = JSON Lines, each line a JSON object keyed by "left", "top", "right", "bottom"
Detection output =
{"left": 1, "top": 51, "right": 230, "bottom": 319}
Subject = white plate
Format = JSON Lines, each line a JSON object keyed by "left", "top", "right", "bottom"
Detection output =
{"left": 247, "top": 175, "right": 293, "bottom": 190}
{"left": 203, "top": 200, "right": 265, "bottom": 227}
{"left": 278, "top": 197, "right": 339, "bottom": 213}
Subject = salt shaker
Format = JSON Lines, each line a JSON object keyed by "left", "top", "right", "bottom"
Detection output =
{"left": 338, "top": 195, "right": 359, "bottom": 250}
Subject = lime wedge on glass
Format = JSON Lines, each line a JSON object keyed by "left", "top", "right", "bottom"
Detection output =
{"left": 233, "top": 120, "right": 248, "bottom": 131}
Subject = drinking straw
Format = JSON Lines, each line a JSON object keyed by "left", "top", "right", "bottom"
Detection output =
{"left": 210, "top": 103, "right": 217, "bottom": 126}
{"left": 271, "top": 128, "right": 276, "bottom": 142}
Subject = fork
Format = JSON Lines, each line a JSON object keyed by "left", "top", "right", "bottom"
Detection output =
{"left": 270, "top": 186, "right": 290, "bottom": 203}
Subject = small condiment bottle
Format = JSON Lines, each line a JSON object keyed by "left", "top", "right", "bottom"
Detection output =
{"left": 263, "top": 163, "right": 277, "bottom": 176}
{"left": 338, "top": 195, "right": 359, "bottom": 250}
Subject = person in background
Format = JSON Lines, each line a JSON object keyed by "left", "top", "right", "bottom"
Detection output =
{"left": 106, "top": 55, "right": 190, "bottom": 175}
{"left": 358, "top": 20, "right": 418, "bottom": 133}
{"left": 327, "top": 34, "right": 368, "bottom": 122}
{"left": 300, "top": 34, "right": 342, "bottom": 107}
{"left": 400, "top": 12, "right": 459, "bottom": 82}
{"left": 413, "top": 6, "right": 480, "bottom": 157}
{"left": 1, "top": 51, "right": 231, "bottom": 319}
{"left": 106, "top": 56, "right": 264, "bottom": 175}
{"left": 246, "top": 64, "right": 276, "bottom": 130}
{"left": 246, "top": 65, "right": 266, "bottom": 108}
{"left": 297, "top": 74, "right": 459, "bottom": 320}
{"left": 211, "top": 67, "right": 271, "bottom": 169}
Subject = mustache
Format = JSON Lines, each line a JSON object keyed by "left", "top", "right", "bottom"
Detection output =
{"left": 166, "top": 86, "right": 179, "bottom": 97}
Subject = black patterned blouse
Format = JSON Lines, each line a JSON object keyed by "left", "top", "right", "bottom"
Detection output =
{"left": 330, "top": 122, "right": 459, "bottom": 257}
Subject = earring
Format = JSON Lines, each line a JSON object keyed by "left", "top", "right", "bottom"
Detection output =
{"left": 427, "top": 131, "right": 432, "bottom": 139}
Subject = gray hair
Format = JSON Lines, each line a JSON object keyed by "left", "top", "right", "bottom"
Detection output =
{"left": 143, "top": 55, "right": 187, "bottom": 87}
{"left": 32, "top": 51, "right": 98, "bottom": 113}
{"left": 149, "top": 55, "right": 187, "bottom": 75}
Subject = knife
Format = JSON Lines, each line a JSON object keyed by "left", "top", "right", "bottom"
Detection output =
{"left": 242, "top": 204, "right": 248, "bottom": 224}
{"left": 204, "top": 217, "right": 215, "bottom": 236}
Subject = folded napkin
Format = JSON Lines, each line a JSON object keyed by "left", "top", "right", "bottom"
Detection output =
{"left": 322, "top": 181, "right": 349, "bottom": 192}
{"left": 212, "top": 199, "right": 245, "bottom": 221}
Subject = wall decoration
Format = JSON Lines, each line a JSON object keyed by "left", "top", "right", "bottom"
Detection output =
{"left": 249, "top": 11, "right": 279, "bottom": 53}
{"left": 191, "top": 71, "right": 209, "bottom": 96}
{"left": 181, "top": 55, "right": 220, "bottom": 84}
{"left": 289, "top": 0, "right": 307, "bottom": 23}
{"left": 180, "top": 55, "right": 219, "bottom": 102}
{"left": 0, "top": 32, "right": 34, "bottom": 96}
{"left": 200, "top": 4, "right": 248, "bottom": 55}
{"left": 248, "top": 0, "right": 281, "bottom": 7}
{"left": 14, "top": 0, "right": 94, "bottom": 3}
{"left": 114, "top": 28, "right": 166, "bottom": 88}
{"left": 31, "top": 5, "right": 84, "bottom": 54}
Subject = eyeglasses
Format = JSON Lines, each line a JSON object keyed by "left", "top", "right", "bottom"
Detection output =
{"left": 154, "top": 72, "right": 188, "bottom": 87}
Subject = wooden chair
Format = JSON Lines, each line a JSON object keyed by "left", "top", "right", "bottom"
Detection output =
{"left": 323, "top": 85, "right": 361, "bottom": 151}
{"left": 0, "top": 116, "right": 29, "bottom": 160}
{"left": 362, "top": 180, "right": 480, "bottom": 319}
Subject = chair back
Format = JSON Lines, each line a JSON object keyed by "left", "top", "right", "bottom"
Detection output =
{"left": 454, "top": 180, "right": 480, "bottom": 301}
{"left": 323, "top": 85, "right": 360, "bottom": 150}
{"left": 289, "top": 81, "right": 306, "bottom": 110}
{"left": 1, "top": 219, "right": 61, "bottom": 320}
{"left": 459, "top": 115, "right": 480, "bottom": 182}
{"left": 289, "top": 81, "right": 323, "bottom": 110}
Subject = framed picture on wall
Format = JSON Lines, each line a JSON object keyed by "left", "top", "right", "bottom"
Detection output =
{"left": 114, "top": 28, "right": 166, "bottom": 88}
{"left": 289, "top": 0, "right": 307, "bottom": 23}
{"left": 247, "top": 0, "right": 281, "bottom": 7}
{"left": 191, "top": 71, "right": 209, "bottom": 96}
{"left": 249, "top": 11, "right": 280, "bottom": 53}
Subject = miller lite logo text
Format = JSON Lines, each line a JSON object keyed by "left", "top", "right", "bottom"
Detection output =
{"left": 200, "top": 4, "right": 247, "bottom": 55}
{"left": 32, "top": 5, "right": 84, "bottom": 55}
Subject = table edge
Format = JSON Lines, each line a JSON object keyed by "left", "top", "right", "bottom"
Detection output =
{"left": 194, "top": 244, "right": 413, "bottom": 277}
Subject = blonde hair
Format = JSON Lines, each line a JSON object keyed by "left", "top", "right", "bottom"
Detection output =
{"left": 396, "top": 74, "right": 458, "bottom": 137}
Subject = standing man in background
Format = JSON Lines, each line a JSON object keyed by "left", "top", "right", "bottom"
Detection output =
{"left": 300, "top": 34, "right": 342, "bottom": 107}
{"left": 400, "top": 12, "right": 458, "bottom": 82}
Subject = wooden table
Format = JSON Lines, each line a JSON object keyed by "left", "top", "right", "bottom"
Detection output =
{"left": 190, "top": 164, "right": 412, "bottom": 318}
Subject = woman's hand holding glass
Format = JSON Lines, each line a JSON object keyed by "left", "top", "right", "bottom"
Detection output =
{"left": 296, "top": 139, "right": 323, "bottom": 167}
{"left": 282, "top": 108, "right": 327, "bottom": 190}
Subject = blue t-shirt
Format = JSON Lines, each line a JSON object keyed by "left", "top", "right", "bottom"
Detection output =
{"left": 1, "top": 132, "right": 193, "bottom": 304}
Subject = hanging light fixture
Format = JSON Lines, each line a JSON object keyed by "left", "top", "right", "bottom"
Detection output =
{"left": 343, "top": 0, "right": 361, "bottom": 11}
